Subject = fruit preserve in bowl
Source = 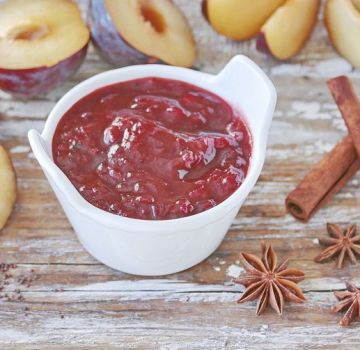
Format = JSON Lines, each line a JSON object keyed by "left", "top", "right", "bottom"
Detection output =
{"left": 52, "top": 77, "right": 252, "bottom": 220}
{"left": 28, "top": 55, "right": 276, "bottom": 276}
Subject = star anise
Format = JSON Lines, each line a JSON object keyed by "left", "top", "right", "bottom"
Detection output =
{"left": 314, "top": 223, "right": 360, "bottom": 268}
{"left": 332, "top": 281, "right": 360, "bottom": 327}
{"left": 235, "top": 242, "right": 306, "bottom": 315}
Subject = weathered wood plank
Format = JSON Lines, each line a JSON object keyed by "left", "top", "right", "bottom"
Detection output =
{"left": 0, "top": 291, "right": 358, "bottom": 349}
{"left": 0, "top": 263, "right": 359, "bottom": 293}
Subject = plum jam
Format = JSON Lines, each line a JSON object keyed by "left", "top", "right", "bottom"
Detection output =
{"left": 52, "top": 78, "right": 252, "bottom": 220}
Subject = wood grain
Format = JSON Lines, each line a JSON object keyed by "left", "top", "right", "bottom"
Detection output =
{"left": 0, "top": 0, "right": 360, "bottom": 348}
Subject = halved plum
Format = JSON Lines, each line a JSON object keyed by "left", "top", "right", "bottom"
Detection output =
{"left": 202, "top": 0, "right": 286, "bottom": 40}
{"left": 0, "top": 0, "right": 90, "bottom": 97}
{"left": 325, "top": 0, "right": 360, "bottom": 68}
{"left": 0, "top": 145, "right": 16, "bottom": 231}
{"left": 89, "top": 0, "right": 196, "bottom": 67}
{"left": 256, "top": 0, "right": 320, "bottom": 60}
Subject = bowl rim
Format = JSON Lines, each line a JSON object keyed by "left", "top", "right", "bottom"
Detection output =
{"left": 28, "top": 55, "right": 276, "bottom": 232}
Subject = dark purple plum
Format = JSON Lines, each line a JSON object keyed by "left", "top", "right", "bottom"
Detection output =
{"left": 0, "top": 44, "right": 88, "bottom": 98}
{"left": 88, "top": 0, "right": 196, "bottom": 68}
{"left": 0, "top": 0, "right": 89, "bottom": 97}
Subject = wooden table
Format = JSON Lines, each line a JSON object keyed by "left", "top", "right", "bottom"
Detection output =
{"left": 1, "top": 1, "right": 360, "bottom": 348}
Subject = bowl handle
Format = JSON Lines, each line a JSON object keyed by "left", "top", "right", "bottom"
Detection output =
{"left": 28, "top": 129, "right": 53, "bottom": 169}
{"left": 214, "top": 55, "right": 277, "bottom": 142}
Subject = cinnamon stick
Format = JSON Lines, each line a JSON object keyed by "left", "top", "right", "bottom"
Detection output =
{"left": 327, "top": 76, "right": 360, "bottom": 158}
{"left": 286, "top": 76, "right": 360, "bottom": 221}
{"left": 286, "top": 136, "right": 360, "bottom": 221}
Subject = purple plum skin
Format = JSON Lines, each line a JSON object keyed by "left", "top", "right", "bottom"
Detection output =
{"left": 0, "top": 43, "right": 88, "bottom": 98}
{"left": 256, "top": 32, "right": 271, "bottom": 55}
{"left": 89, "top": 0, "right": 160, "bottom": 67}
{"left": 202, "top": 0, "right": 209, "bottom": 22}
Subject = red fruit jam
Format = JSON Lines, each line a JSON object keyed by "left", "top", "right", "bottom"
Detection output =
{"left": 52, "top": 78, "right": 252, "bottom": 220}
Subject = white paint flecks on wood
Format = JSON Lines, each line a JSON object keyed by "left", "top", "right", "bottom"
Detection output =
{"left": 226, "top": 265, "right": 245, "bottom": 278}
{"left": 9, "top": 145, "right": 30, "bottom": 154}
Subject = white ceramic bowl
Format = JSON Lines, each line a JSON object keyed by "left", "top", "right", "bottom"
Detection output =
{"left": 28, "top": 55, "right": 276, "bottom": 276}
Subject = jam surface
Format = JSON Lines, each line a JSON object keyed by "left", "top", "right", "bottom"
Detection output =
{"left": 52, "top": 78, "right": 251, "bottom": 220}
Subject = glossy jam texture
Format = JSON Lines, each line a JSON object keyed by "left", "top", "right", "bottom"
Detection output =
{"left": 52, "top": 77, "right": 252, "bottom": 220}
